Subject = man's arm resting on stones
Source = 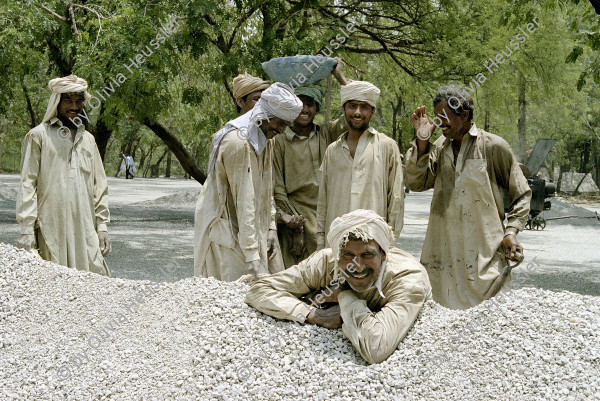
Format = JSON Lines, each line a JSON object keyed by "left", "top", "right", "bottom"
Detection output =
{"left": 338, "top": 274, "right": 430, "bottom": 364}
{"left": 245, "top": 250, "right": 331, "bottom": 322}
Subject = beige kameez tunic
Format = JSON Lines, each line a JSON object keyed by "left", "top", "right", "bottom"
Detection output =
{"left": 194, "top": 129, "right": 276, "bottom": 281}
{"left": 245, "top": 247, "right": 432, "bottom": 364}
{"left": 16, "top": 118, "right": 110, "bottom": 276}
{"left": 316, "top": 128, "right": 404, "bottom": 247}
{"left": 405, "top": 124, "right": 531, "bottom": 309}
{"left": 272, "top": 118, "right": 347, "bottom": 267}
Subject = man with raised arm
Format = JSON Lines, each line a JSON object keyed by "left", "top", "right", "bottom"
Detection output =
{"left": 405, "top": 85, "right": 531, "bottom": 309}
{"left": 16, "top": 75, "right": 111, "bottom": 276}
{"left": 246, "top": 209, "right": 431, "bottom": 364}
{"left": 272, "top": 61, "right": 349, "bottom": 268}
{"left": 316, "top": 81, "right": 404, "bottom": 250}
{"left": 194, "top": 83, "right": 303, "bottom": 281}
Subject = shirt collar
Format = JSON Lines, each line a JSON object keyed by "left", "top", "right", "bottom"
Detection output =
{"left": 467, "top": 123, "right": 479, "bottom": 137}
{"left": 341, "top": 127, "right": 375, "bottom": 149}
{"left": 284, "top": 126, "right": 316, "bottom": 141}
{"left": 49, "top": 116, "right": 85, "bottom": 132}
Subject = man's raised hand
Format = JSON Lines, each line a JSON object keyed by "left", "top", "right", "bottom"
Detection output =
{"left": 411, "top": 105, "right": 435, "bottom": 141}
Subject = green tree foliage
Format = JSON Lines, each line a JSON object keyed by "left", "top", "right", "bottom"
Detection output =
{"left": 0, "top": 0, "right": 598, "bottom": 187}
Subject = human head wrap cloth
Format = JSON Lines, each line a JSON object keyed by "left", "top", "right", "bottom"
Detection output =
{"left": 248, "top": 82, "right": 303, "bottom": 128}
{"left": 207, "top": 82, "right": 302, "bottom": 174}
{"left": 232, "top": 72, "right": 271, "bottom": 99}
{"left": 42, "top": 75, "right": 91, "bottom": 123}
{"left": 294, "top": 86, "right": 323, "bottom": 109}
{"left": 327, "top": 209, "right": 395, "bottom": 298}
{"left": 340, "top": 80, "right": 380, "bottom": 108}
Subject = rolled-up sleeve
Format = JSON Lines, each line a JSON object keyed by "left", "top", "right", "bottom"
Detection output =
{"left": 16, "top": 131, "right": 42, "bottom": 235}
{"left": 491, "top": 139, "right": 531, "bottom": 232}
{"left": 405, "top": 139, "right": 440, "bottom": 192}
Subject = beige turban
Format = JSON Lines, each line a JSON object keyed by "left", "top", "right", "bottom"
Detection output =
{"left": 340, "top": 80, "right": 380, "bottom": 108}
{"left": 327, "top": 209, "right": 395, "bottom": 296}
{"left": 232, "top": 72, "right": 271, "bottom": 99}
{"left": 42, "top": 75, "right": 91, "bottom": 123}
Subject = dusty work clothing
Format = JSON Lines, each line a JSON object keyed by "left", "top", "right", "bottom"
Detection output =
{"left": 16, "top": 118, "right": 110, "bottom": 276}
{"left": 245, "top": 247, "right": 432, "bottom": 364}
{"left": 316, "top": 128, "right": 404, "bottom": 247}
{"left": 272, "top": 118, "right": 347, "bottom": 267}
{"left": 405, "top": 124, "right": 531, "bottom": 309}
{"left": 194, "top": 129, "right": 276, "bottom": 281}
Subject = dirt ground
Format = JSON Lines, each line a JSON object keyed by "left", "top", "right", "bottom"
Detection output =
{"left": 1, "top": 174, "right": 599, "bottom": 295}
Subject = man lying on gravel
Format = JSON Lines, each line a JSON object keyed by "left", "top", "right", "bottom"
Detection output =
{"left": 245, "top": 209, "right": 432, "bottom": 364}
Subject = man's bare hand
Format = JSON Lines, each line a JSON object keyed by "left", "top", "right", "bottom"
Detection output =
{"left": 411, "top": 105, "right": 435, "bottom": 156}
{"left": 98, "top": 231, "right": 111, "bottom": 257}
{"left": 16, "top": 234, "right": 35, "bottom": 252}
{"left": 280, "top": 213, "right": 305, "bottom": 229}
{"left": 245, "top": 260, "right": 261, "bottom": 280}
{"left": 502, "top": 232, "right": 523, "bottom": 262}
{"left": 306, "top": 305, "right": 343, "bottom": 329}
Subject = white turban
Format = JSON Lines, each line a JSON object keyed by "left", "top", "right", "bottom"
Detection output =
{"left": 207, "top": 82, "right": 302, "bottom": 174}
{"left": 232, "top": 73, "right": 271, "bottom": 99}
{"left": 327, "top": 209, "right": 395, "bottom": 297}
{"left": 340, "top": 80, "right": 380, "bottom": 108}
{"left": 42, "top": 75, "right": 91, "bottom": 123}
{"left": 249, "top": 82, "right": 303, "bottom": 127}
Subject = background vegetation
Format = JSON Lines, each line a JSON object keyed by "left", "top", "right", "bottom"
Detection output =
{"left": 1, "top": 0, "right": 599, "bottom": 188}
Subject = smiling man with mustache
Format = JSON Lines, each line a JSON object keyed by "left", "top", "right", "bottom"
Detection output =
{"left": 315, "top": 80, "right": 405, "bottom": 250}
{"left": 406, "top": 85, "right": 531, "bottom": 309}
{"left": 246, "top": 209, "right": 431, "bottom": 364}
{"left": 16, "top": 75, "right": 111, "bottom": 276}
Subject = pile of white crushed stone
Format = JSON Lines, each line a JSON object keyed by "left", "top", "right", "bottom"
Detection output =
{"left": 1, "top": 243, "right": 598, "bottom": 401}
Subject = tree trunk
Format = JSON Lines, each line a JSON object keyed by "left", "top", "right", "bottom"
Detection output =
{"left": 91, "top": 112, "right": 112, "bottom": 162}
{"left": 517, "top": 75, "right": 527, "bottom": 163}
{"left": 165, "top": 150, "right": 172, "bottom": 178}
{"left": 20, "top": 76, "right": 38, "bottom": 128}
{"left": 150, "top": 148, "right": 168, "bottom": 178}
{"left": 144, "top": 118, "right": 207, "bottom": 183}
{"left": 580, "top": 140, "right": 591, "bottom": 173}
